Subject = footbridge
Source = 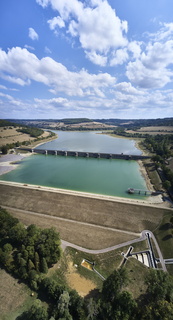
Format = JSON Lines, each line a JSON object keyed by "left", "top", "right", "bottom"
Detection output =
{"left": 16, "top": 148, "right": 150, "bottom": 160}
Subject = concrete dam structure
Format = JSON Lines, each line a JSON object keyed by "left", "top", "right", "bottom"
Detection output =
{"left": 17, "top": 147, "right": 150, "bottom": 160}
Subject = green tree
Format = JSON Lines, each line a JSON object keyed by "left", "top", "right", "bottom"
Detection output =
{"left": 0, "top": 245, "right": 13, "bottom": 271}
{"left": 1, "top": 145, "right": 9, "bottom": 154}
{"left": 40, "top": 257, "right": 48, "bottom": 273}
{"left": 87, "top": 298, "right": 98, "bottom": 320}
{"left": 0, "top": 207, "right": 18, "bottom": 238}
{"left": 99, "top": 269, "right": 137, "bottom": 320}
{"left": 26, "top": 245, "right": 35, "bottom": 260}
{"left": 3, "top": 243, "right": 13, "bottom": 253}
{"left": 25, "top": 299, "right": 48, "bottom": 320}
{"left": 27, "top": 224, "right": 40, "bottom": 245}
{"left": 69, "top": 289, "right": 86, "bottom": 320}
{"left": 102, "top": 268, "right": 128, "bottom": 302}
{"left": 34, "top": 251, "right": 40, "bottom": 271}
{"left": 37, "top": 228, "right": 61, "bottom": 265}
{"left": 28, "top": 259, "right": 35, "bottom": 272}
{"left": 54, "top": 291, "right": 72, "bottom": 320}
{"left": 9, "top": 222, "right": 27, "bottom": 245}
{"left": 140, "top": 300, "right": 173, "bottom": 320}
{"left": 162, "top": 180, "right": 171, "bottom": 190}
{"left": 145, "top": 269, "right": 173, "bottom": 302}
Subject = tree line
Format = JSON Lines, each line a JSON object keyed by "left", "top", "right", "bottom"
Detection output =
{"left": 1, "top": 207, "right": 173, "bottom": 319}
{"left": 142, "top": 135, "right": 173, "bottom": 192}
{"left": 16, "top": 127, "right": 44, "bottom": 138}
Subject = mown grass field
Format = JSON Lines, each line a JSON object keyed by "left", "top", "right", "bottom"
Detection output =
{"left": 0, "top": 269, "right": 37, "bottom": 320}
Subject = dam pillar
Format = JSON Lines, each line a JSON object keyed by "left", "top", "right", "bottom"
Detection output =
{"left": 45, "top": 150, "right": 47, "bottom": 155}
{"left": 109, "top": 154, "right": 112, "bottom": 159}
{"left": 75, "top": 152, "right": 78, "bottom": 157}
{"left": 97, "top": 153, "right": 100, "bottom": 158}
{"left": 55, "top": 151, "right": 57, "bottom": 156}
{"left": 65, "top": 151, "right": 67, "bottom": 156}
{"left": 86, "top": 152, "right": 89, "bottom": 158}
{"left": 31, "top": 149, "right": 34, "bottom": 153}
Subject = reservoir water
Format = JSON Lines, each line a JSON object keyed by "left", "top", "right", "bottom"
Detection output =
{"left": 0, "top": 131, "right": 147, "bottom": 198}
{"left": 36, "top": 130, "right": 141, "bottom": 155}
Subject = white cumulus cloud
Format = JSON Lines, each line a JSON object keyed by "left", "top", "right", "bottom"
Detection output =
{"left": 28, "top": 27, "right": 39, "bottom": 40}
{"left": 110, "top": 48, "right": 129, "bottom": 66}
{"left": 0, "top": 47, "right": 116, "bottom": 97}
{"left": 37, "top": 0, "right": 128, "bottom": 66}
{"left": 48, "top": 16, "right": 65, "bottom": 30}
{"left": 126, "top": 38, "right": 173, "bottom": 88}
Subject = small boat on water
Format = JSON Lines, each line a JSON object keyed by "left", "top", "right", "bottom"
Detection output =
{"left": 128, "top": 188, "right": 135, "bottom": 194}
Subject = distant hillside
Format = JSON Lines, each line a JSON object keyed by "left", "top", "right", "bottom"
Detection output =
{"left": 62, "top": 118, "right": 92, "bottom": 124}
{"left": 4, "top": 117, "right": 173, "bottom": 130}
{"left": 95, "top": 117, "right": 173, "bottom": 128}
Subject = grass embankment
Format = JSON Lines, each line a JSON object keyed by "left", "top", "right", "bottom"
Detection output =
{"left": 153, "top": 211, "right": 173, "bottom": 274}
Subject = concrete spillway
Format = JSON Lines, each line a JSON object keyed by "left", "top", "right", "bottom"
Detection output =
{"left": 17, "top": 147, "right": 150, "bottom": 160}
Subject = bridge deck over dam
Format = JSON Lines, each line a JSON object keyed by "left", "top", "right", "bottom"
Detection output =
{"left": 17, "top": 147, "right": 150, "bottom": 160}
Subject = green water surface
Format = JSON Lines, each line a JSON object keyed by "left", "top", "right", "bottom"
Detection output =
{"left": 0, "top": 154, "right": 147, "bottom": 199}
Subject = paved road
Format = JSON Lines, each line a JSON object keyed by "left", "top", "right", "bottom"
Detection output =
{"left": 144, "top": 230, "right": 167, "bottom": 272}
{"left": 61, "top": 236, "right": 145, "bottom": 254}
{"left": 61, "top": 230, "right": 167, "bottom": 272}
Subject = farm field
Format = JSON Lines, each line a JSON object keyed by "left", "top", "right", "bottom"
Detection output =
{"left": 0, "top": 269, "right": 36, "bottom": 320}
{"left": 0, "top": 126, "right": 50, "bottom": 146}
{"left": 126, "top": 126, "right": 173, "bottom": 135}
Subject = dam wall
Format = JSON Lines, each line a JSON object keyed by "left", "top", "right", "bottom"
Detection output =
{"left": 0, "top": 182, "right": 165, "bottom": 235}
{"left": 17, "top": 147, "right": 150, "bottom": 160}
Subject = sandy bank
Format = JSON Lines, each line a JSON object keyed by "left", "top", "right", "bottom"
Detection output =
{"left": 0, "top": 153, "right": 31, "bottom": 175}
{"left": 138, "top": 160, "right": 154, "bottom": 192}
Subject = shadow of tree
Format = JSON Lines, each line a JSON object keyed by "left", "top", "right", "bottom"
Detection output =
{"left": 159, "top": 223, "right": 172, "bottom": 231}
{"left": 162, "top": 234, "right": 172, "bottom": 241}
{"left": 85, "top": 288, "right": 100, "bottom": 300}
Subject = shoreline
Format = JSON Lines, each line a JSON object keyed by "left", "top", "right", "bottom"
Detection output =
{"left": 138, "top": 159, "right": 154, "bottom": 192}
{"left": 26, "top": 132, "right": 58, "bottom": 149}
{"left": 0, "top": 132, "right": 163, "bottom": 206}
{"left": 0, "top": 179, "right": 164, "bottom": 206}
{"left": 0, "top": 130, "right": 58, "bottom": 175}
{"left": 0, "top": 153, "right": 32, "bottom": 176}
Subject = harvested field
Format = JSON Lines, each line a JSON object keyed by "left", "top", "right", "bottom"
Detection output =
{"left": 0, "top": 269, "right": 32, "bottom": 320}
{"left": 138, "top": 126, "right": 173, "bottom": 132}
{"left": 66, "top": 273, "right": 96, "bottom": 297}
{"left": 0, "top": 126, "right": 50, "bottom": 146}
{"left": 127, "top": 126, "right": 173, "bottom": 135}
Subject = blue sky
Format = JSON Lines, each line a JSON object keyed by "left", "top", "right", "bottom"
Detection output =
{"left": 0, "top": 0, "right": 173, "bottom": 119}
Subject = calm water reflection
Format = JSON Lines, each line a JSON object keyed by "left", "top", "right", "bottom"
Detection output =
{"left": 36, "top": 131, "right": 141, "bottom": 155}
